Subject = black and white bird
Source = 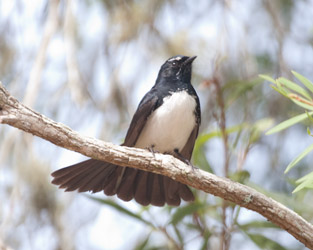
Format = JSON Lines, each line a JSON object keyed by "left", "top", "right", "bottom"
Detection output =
{"left": 51, "top": 55, "right": 201, "bottom": 206}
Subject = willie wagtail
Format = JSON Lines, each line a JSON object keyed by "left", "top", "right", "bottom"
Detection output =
{"left": 51, "top": 55, "right": 201, "bottom": 206}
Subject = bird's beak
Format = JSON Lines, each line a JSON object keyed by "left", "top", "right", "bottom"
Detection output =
{"left": 183, "top": 56, "right": 197, "bottom": 66}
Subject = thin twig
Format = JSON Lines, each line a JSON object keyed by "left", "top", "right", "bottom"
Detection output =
{"left": 212, "top": 74, "right": 231, "bottom": 250}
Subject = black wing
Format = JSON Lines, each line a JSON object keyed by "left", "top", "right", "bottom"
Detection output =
{"left": 180, "top": 94, "right": 201, "bottom": 160}
{"left": 180, "top": 126, "right": 199, "bottom": 161}
{"left": 122, "top": 89, "right": 159, "bottom": 146}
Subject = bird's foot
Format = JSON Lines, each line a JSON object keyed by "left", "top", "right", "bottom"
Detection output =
{"left": 173, "top": 149, "right": 197, "bottom": 171}
{"left": 147, "top": 145, "right": 159, "bottom": 157}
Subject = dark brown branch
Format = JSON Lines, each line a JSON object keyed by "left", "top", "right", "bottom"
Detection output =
{"left": 0, "top": 82, "right": 313, "bottom": 249}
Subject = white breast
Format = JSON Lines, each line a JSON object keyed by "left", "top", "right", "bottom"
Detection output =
{"left": 135, "top": 91, "right": 197, "bottom": 153}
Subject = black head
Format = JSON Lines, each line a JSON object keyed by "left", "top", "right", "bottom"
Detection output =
{"left": 157, "top": 55, "right": 197, "bottom": 83}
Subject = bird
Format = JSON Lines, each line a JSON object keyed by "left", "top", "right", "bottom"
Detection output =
{"left": 51, "top": 55, "right": 201, "bottom": 206}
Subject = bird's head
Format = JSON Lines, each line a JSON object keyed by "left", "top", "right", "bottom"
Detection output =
{"left": 157, "top": 55, "right": 197, "bottom": 83}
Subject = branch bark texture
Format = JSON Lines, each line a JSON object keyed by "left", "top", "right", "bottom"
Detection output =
{"left": 0, "top": 82, "right": 312, "bottom": 249}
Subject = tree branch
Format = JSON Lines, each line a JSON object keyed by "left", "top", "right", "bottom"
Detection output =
{"left": 0, "top": 82, "right": 313, "bottom": 249}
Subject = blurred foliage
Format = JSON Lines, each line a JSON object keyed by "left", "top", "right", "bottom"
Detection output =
{"left": 261, "top": 72, "right": 313, "bottom": 193}
{"left": 1, "top": 0, "right": 313, "bottom": 250}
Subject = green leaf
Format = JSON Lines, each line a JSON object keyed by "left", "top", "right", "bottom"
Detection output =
{"left": 292, "top": 71, "right": 313, "bottom": 94}
{"left": 306, "top": 110, "right": 313, "bottom": 123}
{"left": 266, "top": 112, "right": 313, "bottom": 135}
{"left": 259, "top": 74, "right": 276, "bottom": 84}
{"left": 296, "top": 171, "right": 313, "bottom": 184}
{"left": 200, "top": 230, "right": 212, "bottom": 250}
{"left": 249, "top": 119, "right": 274, "bottom": 143}
{"left": 86, "top": 196, "right": 154, "bottom": 227}
{"left": 270, "top": 85, "right": 289, "bottom": 98}
{"left": 195, "top": 131, "right": 221, "bottom": 148}
{"left": 193, "top": 125, "right": 247, "bottom": 171}
{"left": 293, "top": 179, "right": 313, "bottom": 193}
{"left": 229, "top": 170, "right": 250, "bottom": 184}
{"left": 239, "top": 221, "right": 278, "bottom": 230}
{"left": 277, "top": 77, "right": 312, "bottom": 100}
{"left": 195, "top": 124, "right": 247, "bottom": 148}
{"left": 253, "top": 118, "right": 275, "bottom": 132}
{"left": 170, "top": 202, "right": 205, "bottom": 225}
{"left": 172, "top": 225, "right": 184, "bottom": 245}
{"left": 291, "top": 99, "right": 313, "bottom": 111}
{"left": 193, "top": 146, "right": 213, "bottom": 172}
{"left": 285, "top": 143, "right": 313, "bottom": 173}
{"left": 293, "top": 171, "right": 313, "bottom": 193}
{"left": 225, "top": 78, "right": 262, "bottom": 105}
{"left": 135, "top": 234, "right": 151, "bottom": 250}
{"left": 246, "top": 233, "right": 290, "bottom": 250}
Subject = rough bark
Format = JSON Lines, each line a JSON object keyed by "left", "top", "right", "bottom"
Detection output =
{"left": 0, "top": 82, "right": 313, "bottom": 249}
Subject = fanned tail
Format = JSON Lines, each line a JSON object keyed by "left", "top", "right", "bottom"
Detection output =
{"left": 51, "top": 159, "right": 194, "bottom": 206}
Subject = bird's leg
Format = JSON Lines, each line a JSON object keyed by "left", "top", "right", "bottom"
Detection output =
{"left": 147, "top": 144, "right": 158, "bottom": 157}
{"left": 173, "top": 149, "right": 197, "bottom": 171}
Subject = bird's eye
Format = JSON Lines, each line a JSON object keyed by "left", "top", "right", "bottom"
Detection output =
{"left": 172, "top": 61, "right": 177, "bottom": 66}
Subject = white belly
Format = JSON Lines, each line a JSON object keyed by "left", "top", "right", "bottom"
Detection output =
{"left": 135, "top": 91, "right": 197, "bottom": 153}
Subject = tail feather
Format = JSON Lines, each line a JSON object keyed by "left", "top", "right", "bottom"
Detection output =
{"left": 117, "top": 168, "right": 138, "bottom": 201}
{"left": 63, "top": 164, "right": 106, "bottom": 192}
{"left": 134, "top": 171, "right": 151, "bottom": 206}
{"left": 150, "top": 174, "right": 165, "bottom": 206}
{"left": 51, "top": 160, "right": 98, "bottom": 186}
{"left": 103, "top": 166, "right": 125, "bottom": 196}
{"left": 78, "top": 165, "right": 116, "bottom": 192}
{"left": 79, "top": 164, "right": 116, "bottom": 193}
{"left": 166, "top": 177, "right": 181, "bottom": 206}
{"left": 53, "top": 160, "right": 115, "bottom": 192}
{"left": 51, "top": 159, "right": 194, "bottom": 206}
{"left": 51, "top": 159, "right": 95, "bottom": 180}
{"left": 178, "top": 183, "right": 195, "bottom": 202}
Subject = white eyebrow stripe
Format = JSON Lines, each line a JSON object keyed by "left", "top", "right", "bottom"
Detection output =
{"left": 168, "top": 56, "right": 182, "bottom": 62}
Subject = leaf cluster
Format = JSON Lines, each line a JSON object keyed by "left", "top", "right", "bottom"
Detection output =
{"left": 261, "top": 72, "right": 313, "bottom": 193}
